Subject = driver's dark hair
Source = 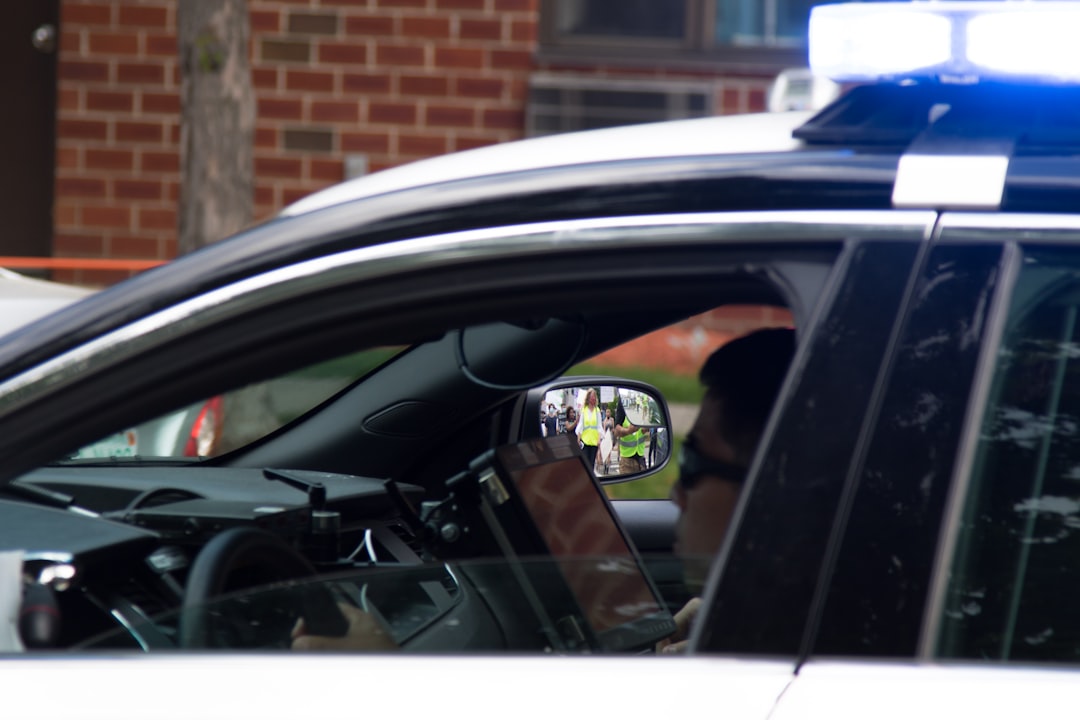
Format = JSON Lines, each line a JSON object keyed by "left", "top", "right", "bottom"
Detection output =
{"left": 698, "top": 327, "right": 795, "bottom": 463}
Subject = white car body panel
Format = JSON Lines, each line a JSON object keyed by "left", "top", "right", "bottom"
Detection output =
{"left": 774, "top": 661, "right": 1080, "bottom": 720}
{"left": 282, "top": 112, "right": 812, "bottom": 217}
{"left": 5, "top": 655, "right": 796, "bottom": 720}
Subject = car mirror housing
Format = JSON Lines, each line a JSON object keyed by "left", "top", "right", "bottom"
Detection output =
{"left": 525, "top": 376, "right": 673, "bottom": 482}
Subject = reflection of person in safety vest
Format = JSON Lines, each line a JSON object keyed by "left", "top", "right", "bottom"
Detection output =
{"left": 579, "top": 388, "right": 601, "bottom": 470}
{"left": 613, "top": 403, "right": 646, "bottom": 475}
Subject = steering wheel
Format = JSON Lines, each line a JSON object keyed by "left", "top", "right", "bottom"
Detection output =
{"left": 179, "top": 526, "right": 348, "bottom": 648}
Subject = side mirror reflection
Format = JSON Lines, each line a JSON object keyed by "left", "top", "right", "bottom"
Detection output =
{"left": 534, "top": 381, "right": 672, "bottom": 481}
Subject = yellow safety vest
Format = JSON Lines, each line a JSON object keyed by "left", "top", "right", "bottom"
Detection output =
{"left": 581, "top": 406, "right": 600, "bottom": 446}
{"left": 619, "top": 418, "right": 646, "bottom": 458}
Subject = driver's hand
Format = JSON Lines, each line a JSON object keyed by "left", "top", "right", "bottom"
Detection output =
{"left": 656, "top": 597, "right": 702, "bottom": 655}
{"left": 291, "top": 602, "right": 398, "bottom": 651}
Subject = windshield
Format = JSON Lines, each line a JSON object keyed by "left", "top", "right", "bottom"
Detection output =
{"left": 63, "top": 346, "right": 405, "bottom": 463}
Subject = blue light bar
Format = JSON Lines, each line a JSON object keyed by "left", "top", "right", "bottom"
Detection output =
{"left": 809, "top": 2, "right": 1080, "bottom": 84}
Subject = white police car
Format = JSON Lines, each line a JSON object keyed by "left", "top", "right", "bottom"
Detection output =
{"left": 4, "top": 2, "right": 1080, "bottom": 717}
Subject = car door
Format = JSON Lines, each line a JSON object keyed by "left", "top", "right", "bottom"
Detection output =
{"left": 778, "top": 214, "right": 1080, "bottom": 715}
{"left": 0, "top": 209, "right": 934, "bottom": 719}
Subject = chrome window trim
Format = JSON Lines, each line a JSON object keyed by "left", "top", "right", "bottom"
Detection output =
{"left": 939, "top": 212, "right": 1080, "bottom": 236}
{"left": 917, "top": 229, "right": 1021, "bottom": 659}
{"left": 0, "top": 210, "right": 934, "bottom": 415}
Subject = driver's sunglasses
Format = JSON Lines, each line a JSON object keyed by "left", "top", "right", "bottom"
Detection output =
{"left": 677, "top": 435, "right": 747, "bottom": 490}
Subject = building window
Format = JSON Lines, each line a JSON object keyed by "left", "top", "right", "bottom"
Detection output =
{"left": 540, "top": 0, "right": 884, "bottom": 71}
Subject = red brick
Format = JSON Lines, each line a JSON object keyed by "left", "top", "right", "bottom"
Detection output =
{"left": 87, "top": 90, "right": 134, "bottom": 113}
{"left": 255, "top": 157, "right": 303, "bottom": 179}
{"left": 495, "top": 0, "right": 536, "bottom": 9}
{"left": 60, "top": 61, "right": 110, "bottom": 82}
{"left": 282, "top": 187, "right": 314, "bottom": 205}
{"left": 114, "top": 179, "right": 163, "bottom": 201}
{"left": 344, "top": 16, "right": 395, "bottom": 35}
{"left": 250, "top": 9, "right": 282, "bottom": 33}
{"left": 56, "top": 177, "right": 107, "bottom": 198}
{"left": 259, "top": 98, "right": 304, "bottom": 121}
{"left": 252, "top": 67, "right": 279, "bottom": 90}
{"left": 145, "top": 33, "right": 177, "bottom": 57}
{"left": 491, "top": 49, "right": 532, "bottom": 71}
{"left": 721, "top": 87, "right": 741, "bottom": 114}
{"left": 286, "top": 69, "right": 335, "bottom": 93}
{"left": 87, "top": 149, "right": 136, "bottom": 171}
{"left": 60, "top": 30, "right": 82, "bottom": 54}
{"left": 83, "top": 206, "right": 132, "bottom": 229}
{"left": 369, "top": 102, "right": 417, "bottom": 124}
{"left": 254, "top": 184, "right": 275, "bottom": 206}
{"left": 118, "top": 5, "right": 169, "bottom": 28}
{"left": 141, "top": 151, "right": 180, "bottom": 173}
{"left": 454, "top": 135, "right": 496, "bottom": 152}
{"left": 456, "top": 76, "right": 503, "bottom": 99}
{"left": 138, "top": 208, "right": 176, "bottom": 231}
{"left": 748, "top": 88, "right": 767, "bottom": 113}
{"left": 110, "top": 235, "right": 163, "bottom": 258}
{"left": 255, "top": 126, "right": 279, "bottom": 149}
{"left": 323, "top": 0, "right": 378, "bottom": 5}
{"left": 425, "top": 105, "right": 474, "bottom": 128}
{"left": 374, "top": 0, "right": 426, "bottom": 7}
{"left": 54, "top": 233, "right": 106, "bottom": 257}
{"left": 318, "top": 42, "right": 368, "bottom": 65}
{"left": 117, "top": 62, "right": 166, "bottom": 85}
{"left": 54, "top": 203, "right": 78, "bottom": 226}
{"left": 311, "top": 100, "right": 360, "bottom": 123}
{"left": 59, "top": 119, "right": 108, "bottom": 141}
{"left": 434, "top": 47, "right": 485, "bottom": 70}
{"left": 141, "top": 92, "right": 180, "bottom": 114}
{"left": 56, "top": 147, "right": 80, "bottom": 170}
{"left": 168, "top": 123, "right": 181, "bottom": 145}
{"left": 510, "top": 18, "right": 537, "bottom": 43}
{"left": 309, "top": 159, "right": 344, "bottom": 183}
{"left": 402, "top": 17, "right": 451, "bottom": 39}
{"left": 341, "top": 131, "right": 390, "bottom": 153}
{"left": 376, "top": 44, "right": 426, "bottom": 67}
{"left": 482, "top": 108, "right": 524, "bottom": 131}
{"left": 89, "top": 32, "right": 140, "bottom": 55}
{"left": 58, "top": 88, "right": 81, "bottom": 112}
{"left": 401, "top": 74, "right": 449, "bottom": 96}
{"left": 166, "top": 182, "right": 180, "bottom": 202}
{"left": 343, "top": 72, "right": 392, "bottom": 94}
{"left": 116, "top": 121, "right": 164, "bottom": 143}
{"left": 399, "top": 133, "right": 448, "bottom": 156}
{"left": 62, "top": 3, "right": 112, "bottom": 25}
{"left": 461, "top": 19, "right": 502, "bottom": 41}
{"left": 436, "top": 0, "right": 485, "bottom": 9}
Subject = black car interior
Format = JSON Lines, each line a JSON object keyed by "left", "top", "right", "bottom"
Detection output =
{"left": 4, "top": 252, "right": 815, "bottom": 653}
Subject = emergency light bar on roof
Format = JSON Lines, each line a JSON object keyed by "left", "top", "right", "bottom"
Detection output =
{"left": 810, "top": 2, "right": 1080, "bottom": 84}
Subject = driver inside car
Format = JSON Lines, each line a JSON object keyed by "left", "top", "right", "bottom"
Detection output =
{"left": 291, "top": 327, "right": 796, "bottom": 654}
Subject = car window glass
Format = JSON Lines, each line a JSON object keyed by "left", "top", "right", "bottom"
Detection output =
{"left": 938, "top": 248, "right": 1080, "bottom": 663}
{"left": 66, "top": 346, "right": 405, "bottom": 462}
{"left": 567, "top": 305, "right": 793, "bottom": 500}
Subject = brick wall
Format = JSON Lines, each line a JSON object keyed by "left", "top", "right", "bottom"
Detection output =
{"left": 54, "top": 0, "right": 773, "bottom": 286}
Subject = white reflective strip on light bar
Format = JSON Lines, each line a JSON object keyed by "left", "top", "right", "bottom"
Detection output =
{"left": 892, "top": 155, "right": 1009, "bottom": 210}
{"left": 810, "top": 2, "right": 1080, "bottom": 83}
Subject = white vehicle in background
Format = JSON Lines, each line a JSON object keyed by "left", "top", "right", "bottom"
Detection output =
{"left": 0, "top": 268, "right": 222, "bottom": 458}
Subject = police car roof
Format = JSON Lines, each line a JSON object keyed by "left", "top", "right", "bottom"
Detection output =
{"left": 281, "top": 111, "right": 812, "bottom": 217}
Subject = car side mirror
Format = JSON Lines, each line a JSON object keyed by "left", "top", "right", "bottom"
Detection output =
{"left": 525, "top": 377, "right": 673, "bottom": 482}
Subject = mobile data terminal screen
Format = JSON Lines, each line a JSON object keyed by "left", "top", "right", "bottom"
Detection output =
{"left": 472, "top": 434, "right": 676, "bottom": 652}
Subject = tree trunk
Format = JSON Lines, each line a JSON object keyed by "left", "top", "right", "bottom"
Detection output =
{"left": 177, "top": 0, "right": 254, "bottom": 255}
{"left": 178, "top": 2, "right": 272, "bottom": 452}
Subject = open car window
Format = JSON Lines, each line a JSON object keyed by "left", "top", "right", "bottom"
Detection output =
{"left": 63, "top": 346, "right": 406, "bottom": 463}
